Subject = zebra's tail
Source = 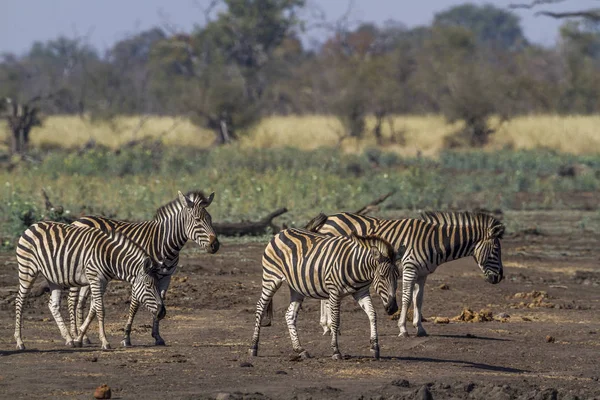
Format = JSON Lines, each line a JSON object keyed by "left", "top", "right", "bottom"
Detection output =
{"left": 304, "top": 213, "right": 328, "bottom": 232}
{"left": 260, "top": 300, "right": 273, "bottom": 327}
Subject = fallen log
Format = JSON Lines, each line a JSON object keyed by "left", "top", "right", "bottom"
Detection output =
{"left": 214, "top": 208, "right": 288, "bottom": 236}
{"left": 355, "top": 191, "right": 394, "bottom": 215}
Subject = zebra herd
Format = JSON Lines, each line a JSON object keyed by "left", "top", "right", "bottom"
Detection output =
{"left": 13, "top": 190, "right": 505, "bottom": 360}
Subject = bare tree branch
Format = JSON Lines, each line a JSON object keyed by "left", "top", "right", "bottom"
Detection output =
{"left": 508, "top": 0, "right": 567, "bottom": 10}
{"left": 535, "top": 10, "right": 600, "bottom": 21}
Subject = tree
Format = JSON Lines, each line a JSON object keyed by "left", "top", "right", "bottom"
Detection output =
{"left": 509, "top": 1, "right": 600, "bottom": 22}
{"left": 434, "top": 3, "right": 527, "bottom": 50}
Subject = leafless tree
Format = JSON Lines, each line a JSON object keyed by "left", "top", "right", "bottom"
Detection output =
{"left": 509, "top": 0, "right": 600, "bottom": 21}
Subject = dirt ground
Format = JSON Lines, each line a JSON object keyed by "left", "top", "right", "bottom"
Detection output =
{"left": 0, "top": 210, "right": 599, "bottom": 400}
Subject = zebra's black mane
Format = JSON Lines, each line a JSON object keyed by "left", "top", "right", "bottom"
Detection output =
{"left": 154, "top": 190, "right": 208, "bottom": 219}
{"left": 349, "top": 233, "right": 396, "bottom": 261}
{"left": 419, "top": 211, "right": 505, "bottom": 239}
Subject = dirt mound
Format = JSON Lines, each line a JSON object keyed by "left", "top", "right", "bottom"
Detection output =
{"left": 452, "top": 308, "right": 495, "bottom": 322}
{"left": 510, "top": 291, "right": 555, "bottom": 309}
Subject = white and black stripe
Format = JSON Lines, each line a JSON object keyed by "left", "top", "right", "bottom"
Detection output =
{"left": 70, "top": 190, "right": 218, "bottom": 346}
{"left": 307, "top": 211, "right": 505, "bottom": 337}
{"left": 249, "top": 228, "right": 402, "bottom": 360}
{"left": 14, "top": 222, "right": 165, "bottom": 351}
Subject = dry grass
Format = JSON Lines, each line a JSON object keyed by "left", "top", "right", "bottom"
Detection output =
{"left": 1, "top": 114, "right": 599, "bottom": 155}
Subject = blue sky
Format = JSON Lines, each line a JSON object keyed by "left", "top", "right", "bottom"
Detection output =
{"left": 0, "top": 0, "right": 596, "bottom": 55}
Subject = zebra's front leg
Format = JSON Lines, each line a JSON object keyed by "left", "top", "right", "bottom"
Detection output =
{"left": 328, "top": 294, "right": 343, "bottom": 360}
{"left": 249, "top": 277, "right": 283, "bottom": 357}
{"left": 412, "top": 275, "right": 428, "bottom": 337}
{"left": 353, "top": 291, "right": 379, "bottom": 359}
{"left": 151, "top": 275, "right": 171, "bottom": 346}
{"left": 122, "top": 297, "right": 140, "bottom": 347}
{"left": 398, "top": 268, "right": 416, "bottom": 338}
{"left": 14, "top": 272, "right": 38, "bottom": 350}
{"left": 76, "top": 286, "right": 92, "bottom": 345}
{"left": 47, "top": 286, "right": 74, "bottom": 347}
{"left": 285, "top": 290, "right": 309, "bottom": 358}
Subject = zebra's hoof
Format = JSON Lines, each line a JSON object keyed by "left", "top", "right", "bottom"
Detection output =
{"left": 83, "top": 337, "right": 92, "bottom": 345}
{"left": 416, "top": 330, "right": 428, "bottom": 337}
{"left": 66, "top": 340, "right": 75, "bottom": 348}
{"left": 371, "top": 347, "right": 380, "bottom": 360}
{"left": 16, "top": 343, "right": 25, "bottom": 351}
{"left": 249, "top": 349, "right": 257, "bottom": 357}
{"left": 101, "top": 343, "right": 111, "bottom": 351}
{"left": 398, "top": 331, "right": 409, "bottom": 338}
{"left": 154, "top": 338, "right": 166, "bottom": 346}
{"left": 73, "top": 340, "right": 83, "bottom": 348}
{"left": 121, "top": 339, "right": 132, "bottom": 348}
{"left": 331, "top": 353, "right": 342, "bottom": 361}
{"left": 299, "top": 350, "right": 311, "bottom": 359}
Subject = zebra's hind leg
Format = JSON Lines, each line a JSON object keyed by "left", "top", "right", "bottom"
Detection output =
{"left": 76, "top": 286, "right": 92, "bottom": 345}
{"left": 285, "top": 289, "right": 309, "bottom": 359}
{"left": 47, "top": 285, "right": 74, "bottom": 347}
{"left": 354, "top": 291, "right": 379, "bottom": 359}
{"left": 14, "top": 270, "right": 38, "bottom": 350}
{"left": 320, "top": 300, "right": 330, "bottom": 335}
{"left": 398, "top": 268, "right": 416, "bottom": 338}
{"left": 250, "top": 276, "right": 283, "bottom": 357}
{"left": 152, "top": 275, "right": 171, "bottom": 346}
{"left": 412, "top": 276, "right": 428, "bottom": 337}
{"left": 122, "top": 297, "right": 140, "bottom": 347}
{"left": 67, "top": 287, "right": 79, "bottom": 339}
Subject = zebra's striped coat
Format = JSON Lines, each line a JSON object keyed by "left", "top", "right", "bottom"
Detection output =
{"left": 250, "top": 228, "right": 402, "bottom": 360}
{"left": 70, "top": 190, "right": 218, "bottom": 346}
{"left": 14, "top": 222, "right": 165, "bottom": 350}
{"left": 307, "top": 211, "right": 505, "bottom": 337}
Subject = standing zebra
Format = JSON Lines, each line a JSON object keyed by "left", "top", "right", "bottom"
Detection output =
{"left": 14, "top": 222, "right": 165, "bottom": 351}
{"left": 306, "top": 211, "right": 505, "bottom": 338}
{"left": 249, "top": 228, "right": 401, "bottom": 360}
{"left": 69, "top": 190, "right": 219, "bottom": 346}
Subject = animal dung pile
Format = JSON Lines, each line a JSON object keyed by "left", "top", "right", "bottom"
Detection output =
{"left": 510, "top": 290, "right": 555, "bottom": 309}
{"left": 452, "top": 308, "right": 495, "bottom": 323}
{"left": 93, "top": 384, "right": 111, "bottom": 399}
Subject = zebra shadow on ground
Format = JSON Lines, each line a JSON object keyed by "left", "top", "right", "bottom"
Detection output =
{"left": 430, "top": 334, "right": 511, "bottom": 341}
{"left": 341, "top": 355, "right": 528, "bottom": 373}
{"left": 0, "top": 347, "right": 99, "bottom": 357}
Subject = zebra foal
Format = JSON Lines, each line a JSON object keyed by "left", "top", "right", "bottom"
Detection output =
{"left": 307, "top": 211, "right": 505, "bottom": 338}
{"left": 70, "top": 190, "right": 218, "bottom": 346}
{"left": 250, "top": 228, "right": 402, "bottom": 360}
{"left": 14, "top": 222, "right": 165, "bottom": 350}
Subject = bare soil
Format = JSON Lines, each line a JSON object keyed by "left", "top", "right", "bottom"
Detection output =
{"left": 0, "top": 211, "right": 599, "bottom": 399}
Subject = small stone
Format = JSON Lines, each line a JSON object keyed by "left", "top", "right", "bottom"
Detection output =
{"left": 464, "top": 382, "right": 476, "bottom": 392}
{"left": 239, "top": 362, "right": 253, "bottom": 367}
{"left": 93, "top": 384, "right": 111, "bottom": 399}
{"left": 439, "top": 283, "right": 450, "bottom": 290}
{"left": 416, "top": 385, "right": 433, "bottom": 400}
{"left": 391, "top": 379, "right": 410, "bottom": 387}
{"left": 434, "top": 317, "right": 450, "bottom": 324}
{"left": 275, "top": 370, "right": 287, "bottom": 375}
{"left": 498, "top": 312, "right": 510, "bottom": 319}
{"left": 521, "top": 316, "right": 532, "bottom": 322}
{"left": 215, "top": 393, "right": 230, "bottom": 400}
{"left": 545, "top": 335, "right": 555, "bottom": 343}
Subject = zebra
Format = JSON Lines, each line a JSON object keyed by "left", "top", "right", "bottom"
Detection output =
{"left": 249, "top": 228, "right": 402, "bottom": 360}
{"left": 69, "top": 190, "right": 219, "bottom": 347}
{"left": 306, "top": 211, "right": 505, "bottom": 338}
{"left": 14, "top": 221, "right": 166, "bottom": 351}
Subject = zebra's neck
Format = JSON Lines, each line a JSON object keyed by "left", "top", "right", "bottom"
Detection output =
{"left": 151, "top": 205, "right": 189, "bottom": 261}
{"left": 432, "top": 224, "right": 484, "bottom": 265}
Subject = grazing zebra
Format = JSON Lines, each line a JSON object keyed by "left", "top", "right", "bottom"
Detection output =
{"left": 306, "top": 211, "right": 505, "bottom": 338}
{"left": 69, "top": 190, "right": 219, "bottom": 347}
{"left": 14, "top": 222, "right": 165, "bottom": 351}
{"left": 249, "top": 228, "right": 402, "bottom": 360}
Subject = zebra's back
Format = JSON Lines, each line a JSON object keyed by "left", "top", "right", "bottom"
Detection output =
{"left": 17, "top": 222, "right": 100, "bottom": 287}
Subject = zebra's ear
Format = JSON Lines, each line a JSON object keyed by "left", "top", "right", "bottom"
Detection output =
{"left": 395, "top": 244, "right": 407, "bottom": 262}
{"left": 143, "top": 258, "right": 154, "bottom": 274}
{"left": 370, "top": 246, "right": 383, "bottom": 261}
{"left": 178, "top": 191, "right": 194, "bottom": 209}
{"left": 200, "top": 192, "right": 215, "bottom": 208}
{"left": 491, "top": 224, "right": 505, "bottom": 239}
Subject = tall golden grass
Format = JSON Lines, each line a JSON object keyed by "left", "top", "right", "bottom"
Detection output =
{"left": 2, "top": 114, "right": 599, "bottom": 155}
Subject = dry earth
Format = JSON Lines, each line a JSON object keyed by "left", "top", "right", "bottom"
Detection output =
{"left": 0, "top": 211, "right": 599, "bottom": 399}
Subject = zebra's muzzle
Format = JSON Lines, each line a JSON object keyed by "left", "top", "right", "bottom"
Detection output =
{"left": 385, "top": 299, "right": 398, "bottom": 315}
{"left": 485, "top": 271, "right": 502, "bottom": 284}
{"left": 207, "top": 236, "right": 220, "bottom": 254}
{"left": 157, "top": 305, "right": 167, "bottom": 320}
